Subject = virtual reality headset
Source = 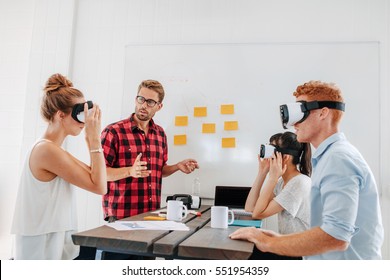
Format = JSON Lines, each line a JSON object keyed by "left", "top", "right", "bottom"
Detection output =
{"left": 166, "top": 194, "right": 201, "bottom": 210}
{"left": 279, "top": 100, "right": 345, "bottom": 129}
{"left": 71, "top": 101, "right": 93, "bottom": 123}
{"left": 259, "top": 144, "right": 302, "bottom": 159}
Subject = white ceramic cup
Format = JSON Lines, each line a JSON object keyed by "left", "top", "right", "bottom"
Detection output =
{"left": 211, "top": 206, "right": 235, "bottom": 229}
{"left": 167, "top": 200, "right": 188, "bottom": 221}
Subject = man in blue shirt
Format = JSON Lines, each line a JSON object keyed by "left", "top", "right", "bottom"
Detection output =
{"left": 230, "top": 81, "right": 384, "bottom": 259}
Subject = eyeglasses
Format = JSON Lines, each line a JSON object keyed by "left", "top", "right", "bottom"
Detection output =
{"left": 136, "top": 96, "right": 160, "bottom": 107}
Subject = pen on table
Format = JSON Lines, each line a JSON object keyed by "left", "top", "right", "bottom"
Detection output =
{"left": 144, "top": 216, "right": 166, "bottom": 221}
{"left": 189, "top": 210, "right": 201, "bottom": 216}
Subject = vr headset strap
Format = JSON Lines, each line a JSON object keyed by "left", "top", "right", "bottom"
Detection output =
{"left": 303, "top": 101, "right": 345, "bottom": 112}
{"left": 276, "top": 147, "right": 301, "bottom": 157}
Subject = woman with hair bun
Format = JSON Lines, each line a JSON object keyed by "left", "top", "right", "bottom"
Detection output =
{"left": 11, "top": 73, "right": 107, "bottom": 260}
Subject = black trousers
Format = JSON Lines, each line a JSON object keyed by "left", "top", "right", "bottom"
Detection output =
{"left": 74, "top": 246, "right": 156, "bottom": 260}
{"left": 74, "top": 246, "right": 97, "bottom": 260}
{"left": 250, "top": 248, "right": 302, "bottom": 260}
{"left": 101, "top": 251, "right": 155, "bottom": 260}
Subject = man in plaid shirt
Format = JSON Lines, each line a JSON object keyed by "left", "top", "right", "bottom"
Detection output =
{"left": 101, "top": 80, "right": 199, "bottom": 222}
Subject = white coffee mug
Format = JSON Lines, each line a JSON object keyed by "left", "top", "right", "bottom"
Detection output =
{"left": 167, "top": 200, "right": 188, "bottom": 221}
{"left": 211, "top": 206, "right": 235, "bottom": 229}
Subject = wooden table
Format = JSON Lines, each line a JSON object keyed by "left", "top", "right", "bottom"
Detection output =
{"left": 72, "top": 205, "right": 255, "bottom": 260}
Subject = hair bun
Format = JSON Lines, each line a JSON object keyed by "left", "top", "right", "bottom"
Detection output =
{"left": 43, "top": 73, "right": 73, "bottom": 94}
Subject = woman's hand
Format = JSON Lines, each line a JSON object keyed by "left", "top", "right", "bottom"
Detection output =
{"left": 268, "top": 152, "right": 286, "bottom": 180}
{"left": 84, "top": 102, "right": 101, "bottom": 146}
{"left": 258, "top": 154, "right": 270, "bottom": 175}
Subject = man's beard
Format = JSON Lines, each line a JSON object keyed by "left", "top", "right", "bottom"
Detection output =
{"left": 135, "top": 109, "right": 151, "bottom": 121}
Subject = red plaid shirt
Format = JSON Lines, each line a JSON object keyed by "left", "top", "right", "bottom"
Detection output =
{"left": 101, "top": 114, "right": 168, "bottom": 220}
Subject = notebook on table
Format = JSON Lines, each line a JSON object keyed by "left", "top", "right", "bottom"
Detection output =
{"left": 230, "top": 219, "right": 262, "bottom": 228}
{"left": 214, "top": 186, "right": 253, "bottom": 217}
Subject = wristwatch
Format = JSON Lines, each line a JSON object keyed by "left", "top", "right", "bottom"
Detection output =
{"left": 90, "top": 148, "right": 103, "bottom": 153}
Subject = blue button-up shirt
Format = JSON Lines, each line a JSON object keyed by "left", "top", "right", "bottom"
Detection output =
{"left": 305, "top": 132, "right": 383, "bottom": 259}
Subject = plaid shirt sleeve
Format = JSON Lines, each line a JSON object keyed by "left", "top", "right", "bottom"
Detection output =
{"left": 101, "top": 127, "right": 118, "bottom": 167}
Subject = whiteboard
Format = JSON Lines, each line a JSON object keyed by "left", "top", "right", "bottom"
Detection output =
{"left": 122, "top": 42, "right": 380, "bottom": 199}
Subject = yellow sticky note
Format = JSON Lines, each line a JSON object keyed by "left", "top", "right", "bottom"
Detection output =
{"left": 202, "top": 123, "right": 216, "bottom": 133}
{"left": 224, "top": 121, "right": 238, "bottom": 131}
{"left": 174, "top": 135, "right": 187, "bottom": 145}
{"left": 222, "top": 137, "right": 236, "bottom": 148}
{"left": 194, "top": 107, "right": 207, "bottom": 117}
{"left": 175, "top": 116, "right": 188, "bottom": 126}
{"left": 220, "top": 104, "right": 234, "bottom": 114}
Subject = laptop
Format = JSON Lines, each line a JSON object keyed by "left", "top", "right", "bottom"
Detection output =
{"left": 214, "top": 186, "right": 253, "bottom": 216}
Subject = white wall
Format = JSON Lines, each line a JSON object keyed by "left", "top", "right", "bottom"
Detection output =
{"left": 0, "top": 0, "right": 77, "bottom": 259}
{"left": 1, "top": 0, "right": 389, "bottom": 259}
{"left": 0, "top": 0, "right": 34, "bottom": 259}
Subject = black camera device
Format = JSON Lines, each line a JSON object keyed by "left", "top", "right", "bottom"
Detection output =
{"left": 166, "top": 194, "right": 201, "bottom": 210}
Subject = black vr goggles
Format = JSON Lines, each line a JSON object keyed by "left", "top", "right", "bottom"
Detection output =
{"left": 279, "top": 100, "right": 345, "bottom": 129}
{"left": 71, "top": 101, "right": 93, "bottom": 123}
{"left": 259, "top": 144, "right": 302, "bottom": 159}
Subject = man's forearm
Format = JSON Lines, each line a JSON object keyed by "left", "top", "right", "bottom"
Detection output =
{"left": 106, "top": 166, "right": 131, "bottom": 181}
{"left": 162, "top": 164, "right": 178, "bottom": 177}
{"left": 263, "top": 227, "right": 348, "bottom": 257}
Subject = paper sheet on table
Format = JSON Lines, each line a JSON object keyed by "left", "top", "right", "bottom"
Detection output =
{"left": 106, "top": 220, "right": 190, "bottom": 231}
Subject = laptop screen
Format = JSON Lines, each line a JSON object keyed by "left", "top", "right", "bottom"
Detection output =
{"left": 214, "top": 186, "right": 251, "bottom": 208}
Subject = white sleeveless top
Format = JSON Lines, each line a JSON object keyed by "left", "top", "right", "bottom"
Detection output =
{"left": 11, "top": 139, "right": 79, "bottom": 259}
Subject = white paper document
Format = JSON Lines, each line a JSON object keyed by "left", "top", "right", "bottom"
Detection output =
{"left": 106, "top": 220, "right": 190, "bottom": 231}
